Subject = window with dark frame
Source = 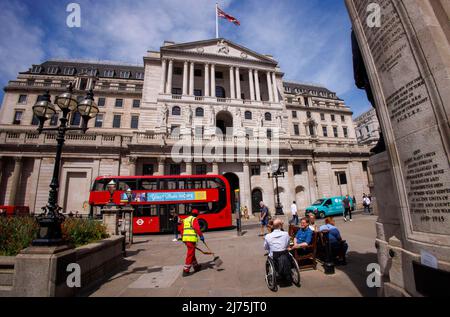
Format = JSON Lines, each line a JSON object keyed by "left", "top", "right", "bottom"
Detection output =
{"left": 267, "top": 128, "right": 272, "bottom": 140}
{"left": 320, "top": 113, "right": 325, "bottom": 120}
{"left": 50, "top": 113, "right": 59, "bottom": 126}
{"left": 322, "top": 126, "right": 328, "bottom": 137}
{"left": 251, "top": 165, "right": 260, "bottom": 176}
{"left": 115, "top": 99, "right": 123, "bottom": 108}
{"left": 333, "top": 126, "right": 338, "bottom": 137}
{"left": 294, "top": 164, "right": 302, "bottom": 175}
{"left": 132, "top": 99, "right": 140, "bottom": 108}
{"left": 172, "top": 106, "right": 181, "bottom": 116}
{"left": 343, "top": 127, "right": 348, "bottom": 138}
{"left": 194, "top": 89, "right": 202, "bottom": 97}
{"left": 195, "top": 107, "right": 204, "bottom": 117}
{"left": 294, "top": 124, "right": 300, "bottom": 136}
{"left": 131, "top": 116, "right": 139, "bottom": 129}
{"left": 292, "top": 111, "right": 297, "bottom": 118}
{"left": 97, "top": 97, "right": 106, "bottom": 107}
{"left": 341, "top": 115, "right": 345, "bottom": 122}
{"left": 71, "top": 112, "right": 81, "bottom": 126}
{"left": 331, "top": 114, "right": 335, "bottom": 121}
{"left": 265, "top": 112, "right": 272, "bottom": 121}
{"left": 31, "top": 115, "right": 39, "bottom": 126}
{"left": 172, "top": 87, "right": 182, "bottom": 95}
{"left": 245, "top": 111, "right": 252, "bottom": 120}
{"left": 18, "top": 95, "right": 27, "bottom": 104}
{"left": 95, "top": 114, "right": 103, "bottom": 128}
{"left": 13, "top": 111, "right": 23, "bottom": 125}
{"left": 113, "top": 114, "right": 121, "bottom": 128}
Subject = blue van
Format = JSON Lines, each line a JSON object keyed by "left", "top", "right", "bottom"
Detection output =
{"left": 305, "top": 196, "right": 354, "bottom": 219}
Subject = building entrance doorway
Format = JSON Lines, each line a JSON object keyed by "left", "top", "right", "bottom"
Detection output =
{"left": 251, "top": 188, "right": 263, "bottom": 214}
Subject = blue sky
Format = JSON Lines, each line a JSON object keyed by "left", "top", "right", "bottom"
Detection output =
{"left": 0, "top": 0, "right": 371, "bottom": 117}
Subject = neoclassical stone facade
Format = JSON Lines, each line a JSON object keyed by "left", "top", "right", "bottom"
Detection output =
{"left": 354, "top": 108, "right": 380, "bottom": 146}
{"left": 0, "top": 38, "right": 371, "bottom": 215}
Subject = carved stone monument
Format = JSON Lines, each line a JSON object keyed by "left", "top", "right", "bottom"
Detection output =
{"left": 346, "top": 0, "right": 450, "bottom": 296}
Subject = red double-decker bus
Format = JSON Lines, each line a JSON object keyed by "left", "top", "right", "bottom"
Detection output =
{"left": 89, "top": 175, "right": 232, "bottom": 234}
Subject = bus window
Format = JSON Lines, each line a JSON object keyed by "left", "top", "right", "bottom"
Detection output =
{"left": 140, "top": 179, "right": 157, "bottom": 190}
{"left": 207, "top": 179, "right": 221, "bottom": 189}
{"left": 93, "top": 178, "right": 111, "bottom": 191}
{"left": 194, "top": 180, "right": 203, "bottom": 189}
{"left": 118, "top": 179, "right": 138, "bottom": 191}
{"left": 178, "top": 180, "right": 185, "bottom": 189}
{"left": 167, "top": 179, "right": 177, "bottom": 190}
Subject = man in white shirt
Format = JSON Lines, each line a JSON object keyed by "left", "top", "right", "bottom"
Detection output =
{"left": 264, "top": 218, "right": 292, "bottom": 283}
{"left": 363, "top": 195, "right": 371, "bottom": 214}
{"left": 290, "top": 201, "right": 299, "bottom": 225}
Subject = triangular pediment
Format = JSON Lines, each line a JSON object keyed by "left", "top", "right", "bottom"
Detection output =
{"left": 161, "top": 38, "right": 277, "bottom": 64}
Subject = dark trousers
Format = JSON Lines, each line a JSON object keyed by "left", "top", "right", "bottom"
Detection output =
{"left": 272, "top": 250, "right": 292, "bottom": 283}
{"left": 364, "top": 205, "right": 371, "bottom": 214}
{"left": 344, "top": 207, "right": 352, "bottom": 219}
{"left": 292, "top": 214, "right": 299, "bottom": 225}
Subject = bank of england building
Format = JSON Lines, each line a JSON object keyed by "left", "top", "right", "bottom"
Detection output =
{"left": 0, "top": 38, "right": 371, "bottom": 215}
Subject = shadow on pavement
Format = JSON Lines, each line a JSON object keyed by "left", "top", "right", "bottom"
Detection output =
{"left": 337, "top": 250, "right": 378, "bottom": 297}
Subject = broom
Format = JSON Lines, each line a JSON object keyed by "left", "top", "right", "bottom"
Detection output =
{"left": 196, "top": 241, "right": 223, "bottom": 267}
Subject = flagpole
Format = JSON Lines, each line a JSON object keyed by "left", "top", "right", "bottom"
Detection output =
{"left": 215, "top": 2, "right": 219, "bottom": 39}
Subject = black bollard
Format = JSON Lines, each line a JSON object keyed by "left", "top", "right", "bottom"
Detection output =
{"left": 323, "top": 231, "right": 335, "bottom": 275}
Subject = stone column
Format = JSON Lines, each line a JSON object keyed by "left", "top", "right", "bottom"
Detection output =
{"left": 254, "top": 70, "right": 261, "bottom": 101}
{"left": 189, "top": 61, "right": 195, "bottom": 95}
{"left": 204, "top": 64, "right": 210, "bottom": 97}
{"left": 157, "top": 157, "right": 165, "bottom": 176}
{"left": 182, "top": 61, "right": 188, "bottom": 95}
{"left": 242, "top": 161, "right": 253, "bottom": 217}
{"left": 128, "top": 156, "right": 137, "bottom": 176}
{"left": 185, "top": 160, "right": 192, "bottom": 175}
{"left": 8, "top": 157, "right": 23, "bottom": 206}
{"left": 235, "top": 67, "right": 241, "bottom": 99}
{"left": 272, "top": 72, "right": 279, "bottom": 103}
{"left": 166, "top": 59, "right": 173, "bottom": 94}
{"left": 212, "top": 162, "right": 219, "bottom": 175}
{"left": 210, "top": 64, "right": 216, "bottom": 97}
{"left": 28, "top": 158, "right": 42, "bottom": 214}
{"left": 306, "top": 160, "right": 317, "bottom": 204}
{"left": 229, "top": 66, "right": 235, "bottom": 99}
{"left": 287, "top": 159, "right": 296, "bottom": 205}
{"left": 248, "top": 69, "right": 255, "bottom": 101}
{"left": 266, "top": 71, "right": 273, "bottom": 102}
{"left": 160, "top": 59, "right": 167, "bottom": 94}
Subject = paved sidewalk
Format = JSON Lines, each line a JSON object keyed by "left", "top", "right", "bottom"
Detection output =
{"left": 85, "top": 214, "right": 378, "bottom": 297}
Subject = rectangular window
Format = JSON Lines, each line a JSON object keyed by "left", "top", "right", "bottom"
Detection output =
{"left": 142, "top": 164, "right": 154, "bottom": 176}
{"left": 336, "top": 172, "right": 347, "bottom": 185}
{"left": 320, "top": 113, "right": 325, "bottom": 120}
{"left": 194, "top": 89, "right": 202, "bottom": 97}
{"left": 98, "top": 97, "right": 105, "bottom": 107}
{"left": 104, "top": 70, "right": 114, "bottom": 77}
{"left": 267, "top": 129, "right": 272, "bottom": 140}
{"left": 293, "top": 124, "right": 300, "bottom": 136}
{"left": 304, "top": 97, "right": 309, "bottom": 107}
{"left": 13, "top": 111, "right": 23, "bottom": 125}
{"left": 113, "top": 115, "right": 121, "bottom": 128}
{"left": 173, "top": 67, "right": 182, "bottom": 75}
{"left": 31, "top": 65, "right": 42, "bottom": 73}
{"left": 170, "top": 164, "right": 181, "bottom": 175}
{"left": 194, "top": 69, "right": 202, "bottom": 77}
{"left": 294, "top": 164, "right": 302, "bottom": 175}
{"left": 215, "top": 71, "right": 223, "bottom": 79}
{"left": 95, "top": 114, "right": 103, "bottom": 128}
{"left": 135, "top": 72, "right": 144, "bottom": 80}
{"left": 131, "top": 115, "right": 139, "bottom": 129}
{"left": 172, "top": 87, "right": 182, "bottom": 95}
{"left": 331, "top": 114, "right": 335, "bottom": 122}
{"left": 18, "top": 95, "right": 27, "bottom": 104}
{"left": 251, "top": 165, "right": 260, "bottom": 176}
{"left": 119, "top": 71, "right": 130, "bottom": 79}
{"left": 343, "top": 127, "right": 348, "bottom": 138}
{"left": 79, "top": 78, "right": 88, "bottom": 90}
{"left": 63, "top": 67, "right": 75, "bottom": 75}
{"left": 132, "top": 99, "right": 140, "bottom": 108}
{"left": 50, "top": 113, "right": 59, "bottom": 126}
{"left": 115, "top": 99, "right": 123, "bottom": 108}
{"left": 31, "top": 115, "right": 40, "bottom": 126}
{"left": 341, "top": 115, "right": 345, "bottom": 122}
{"left": 333, "top": 127, "right": 338, "bottom": 138}
{"left": 71, "top": 112, "right": 81, "bottom": 126}
{"left": 292, "top": 111, "right": 297, "bottom": 118}
{"left": 322, "top": 126, "right": 328, "bottom": 137}
{"left": 195, "top": 164, "right": 207, "bottom": 175}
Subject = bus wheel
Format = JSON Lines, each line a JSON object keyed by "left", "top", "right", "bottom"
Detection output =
{"left": 319, "top": 211, "right": 325, "bottom": 219}
{"left": 198, "top": 219, "right": 208, "bottom": 232}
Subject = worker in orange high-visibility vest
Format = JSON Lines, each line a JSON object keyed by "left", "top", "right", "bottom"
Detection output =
{"left": 181, "top": 209, "right": 204, "bottom": 276}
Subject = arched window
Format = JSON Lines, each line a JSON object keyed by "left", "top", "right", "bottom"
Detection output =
{"left": 265, "top": 112, "right": 272, "bottom": 121}
{"left": 172, "top": 106, "right": 181, "bottom": 116}
{"left": 245, "top": 111, "right": 252, "bottom": 120}
{"left": 306, "top": 111, "right": 312, "bottom": 119}
{"left": 216, "top": 86, "right": 226, "bottom": 98}
{"left": 195, "top": 107, "right": 204, "bottom": 117}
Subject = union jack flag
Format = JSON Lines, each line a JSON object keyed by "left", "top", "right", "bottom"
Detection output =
{"left": 217, "top": 7, "right": 240, "bottom": 26}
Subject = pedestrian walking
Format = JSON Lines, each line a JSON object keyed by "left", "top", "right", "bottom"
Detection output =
{"left": 169, "top": 208, "right": 179, "bottom": 241}
{"left": 243, "top": 205, "right": 249, "bottom": 219}
{"left": 290, "top": 201, "right": 299, "bottom": 225}
{"left": 343, "top": 194, "right": 352, "bottom": 222}
{"left": 259, "top": 201, "right": 269, "bottom": 236}
{"left": 181, "top": 209, "right": 204, "bottom": 276}
{"left": 363, "top": 195, "right": 372, "bottom": 214}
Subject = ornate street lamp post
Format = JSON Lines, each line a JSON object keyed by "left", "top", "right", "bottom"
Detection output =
{"left": 32, "top": 83, "right": 99, "bottom": 246}
{"left": 267, "top": 163, "right": 286, "bottom": 215}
